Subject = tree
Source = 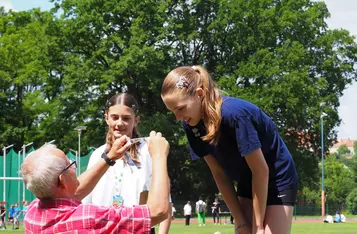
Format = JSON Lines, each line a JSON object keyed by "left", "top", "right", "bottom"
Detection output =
{"left": 346, "top": 188, "right": 357, "bottom": 215}
{"left": 2, "top": 0, "right": 357, "bottom": 199}
{"left": 337, "top": 144, "right": 351, "bottom": 157}
{"left": 0, "top": 8, "right": 62, "bottom": 151}
{"left": 324, "top": 154, "right": 356, "bottom": 205}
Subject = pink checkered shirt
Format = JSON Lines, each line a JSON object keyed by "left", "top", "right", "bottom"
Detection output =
{"left": 24, "top": 198, "right": 151, "bottom": 234}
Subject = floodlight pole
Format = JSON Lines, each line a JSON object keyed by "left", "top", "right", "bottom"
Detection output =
{"left": 45, "top": 140, "right": 56, "bottom": 145}
{"left": 2, "top": 144, "right": 14, "bottom": 202}
{"left": 70, "top": 149, "right": 79, "bottom": 175}
{"left": 321, "top": 112, "right": 327, "bottom": 218}
{"left": 17, "top": 149, "right": 22, "bottom": 204}
{"left": 22, "top": 142, "right": 33, "bottom": 202}
{"left": 74, "top": 126, "right": 87, "bottom": 174}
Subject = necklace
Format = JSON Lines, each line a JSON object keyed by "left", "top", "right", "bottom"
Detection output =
{"left": 112, "top": 153, "right": 139, "bottom": 207}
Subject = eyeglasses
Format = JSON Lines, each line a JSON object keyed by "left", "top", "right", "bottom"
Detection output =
{"left": 58, "top": 159, "right": 77, "bottom": 187}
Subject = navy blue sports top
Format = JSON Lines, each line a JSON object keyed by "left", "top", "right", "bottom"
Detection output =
{"left": 182, "top": 96, "right": 298, "bottom": 191}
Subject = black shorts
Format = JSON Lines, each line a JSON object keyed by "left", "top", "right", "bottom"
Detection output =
{"left": 237, "top": 182, "right": 298, "bottom": 206}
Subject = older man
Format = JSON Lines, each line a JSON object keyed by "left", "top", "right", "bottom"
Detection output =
{"left": 21, "top": 131, "right": 170, "bottom": 233}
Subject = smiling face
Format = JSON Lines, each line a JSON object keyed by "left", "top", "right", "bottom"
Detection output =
{"left": 162, "top": 90, "right": 203, "bottom": 126}
{"left": 105, "top": 104, "right": 140, "bottom": 139}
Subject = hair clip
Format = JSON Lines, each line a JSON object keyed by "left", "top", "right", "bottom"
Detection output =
{"left": 105, "top": 100, "right": 111, "bottom": 109}
{"left": 175, "top": 75, "right": 189, "bottom": 89}
{"left": 192, "top": 66, "right": 197, "bottom": 70}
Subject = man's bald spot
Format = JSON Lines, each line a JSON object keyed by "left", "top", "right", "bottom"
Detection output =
{"left": 23, "top": 145, "right": 67, "bottom": 171}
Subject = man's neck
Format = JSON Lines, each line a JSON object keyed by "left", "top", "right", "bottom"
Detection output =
{"left": 53, "top": 190, "right": 75, "bottom": 200}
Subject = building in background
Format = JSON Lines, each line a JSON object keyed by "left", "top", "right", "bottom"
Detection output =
{"left": 329, "top": 138, "right": 356, "bottom": 158}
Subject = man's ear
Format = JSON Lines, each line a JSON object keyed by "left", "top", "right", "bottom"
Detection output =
{"left": 58, "top": 174, "right": 67, "bottom": 189}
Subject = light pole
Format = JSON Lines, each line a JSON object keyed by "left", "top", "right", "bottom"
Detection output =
{"left": 44, "top": 140, "right": 56, "bottom": 145}
{"left": 17, "top": 149, "right": 22, "bottom": 204}
{"left": 74, "top": 126, "right": 87, "bottom": 174}
{"left": 69, "top": 149, "right": 79, "bottom": 175}
{"left": 22, "top": 142, "right": 33, "bottom": 202}
{"left": 321, "top": 112, "right": 327, "bottom": 218}
{"left": 2, "top": 144, "right": 14, "bottom": 202}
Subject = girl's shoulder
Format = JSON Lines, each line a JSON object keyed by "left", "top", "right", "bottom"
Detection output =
{"left": 221, "top": 96, "right": 260, "bottom": 118}
{"left": 90, "top": 144, "right": 106, "bottom": 158}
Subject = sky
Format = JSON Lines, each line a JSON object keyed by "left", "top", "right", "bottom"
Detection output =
{"left": 0, "top": 0, "right": 356, "bottom": 140}
{"left": 0, "top": 0, "right": 53, "bottom": 11}
{"left": 322, "top": 0, "right": 357, "bottom": 140}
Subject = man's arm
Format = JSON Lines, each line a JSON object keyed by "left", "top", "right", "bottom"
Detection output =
{"left": 158, "top": 203, "right": 172, "bottom": 234}
{"left": 146, "top": 131, "right": 170, "bottom": 226}
{"left": 74, "top": 136, "right": 131, "bottom": 201}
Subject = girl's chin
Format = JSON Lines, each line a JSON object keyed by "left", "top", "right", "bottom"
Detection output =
{"left": 188, "top": 119, "right": 199, "bottom": 126}
{"left": 113, "top": 132, "right": 123, "bottom": 138}
{"left": 113, "top": 132, "right": 131, "bottom": 138}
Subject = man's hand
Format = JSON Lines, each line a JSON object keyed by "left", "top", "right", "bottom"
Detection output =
{"left": 147, "top": 131, "right": 169, "bottom": 159}
{"left": 107, "top": 135, "right": 131, "bottom": 160}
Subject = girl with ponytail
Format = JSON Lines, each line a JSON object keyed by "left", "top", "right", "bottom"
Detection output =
{"left": 83, "top": 93, "right": 172, "bottom": 234}
{"left": 161, "top": 66, "right": 298, "bottom": 234}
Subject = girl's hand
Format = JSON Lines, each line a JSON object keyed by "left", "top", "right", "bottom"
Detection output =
{"left": 254, "top": 224, "right": 265, "bottom": 234}
{"left": 235, "top": 223, "right": 252, "bottom": 234}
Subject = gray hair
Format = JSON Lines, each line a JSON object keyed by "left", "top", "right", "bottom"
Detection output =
{"left": 21, "top": 144, "right": 67, "bottom": 199}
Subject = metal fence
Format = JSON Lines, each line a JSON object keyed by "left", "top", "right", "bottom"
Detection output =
{"left": 172, "top": 200, "right": 345, "bottom": 218}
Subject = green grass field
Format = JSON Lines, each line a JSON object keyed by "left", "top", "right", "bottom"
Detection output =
{"left": 2, "top": 222, "right": 356, "bottom": 233}
{"left": 166, "top": 223, "right": 357, "bottom": 234}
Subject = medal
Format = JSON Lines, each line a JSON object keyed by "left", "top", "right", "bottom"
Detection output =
{"left": 112, "top": 153, "right": 138, "bottom": 207}
{"left": 113, "top": 195, "right": 124, "bottom": 207}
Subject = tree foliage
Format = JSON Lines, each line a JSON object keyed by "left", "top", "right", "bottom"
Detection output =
{"left": 324, "top": 154, "right": 356, "bottom": 205}
{"left": 346, "top": 188, "right": 357, "bottom": 215}
{"left": 1, "top": 0, "right": 357, "bottom": 199}
{"left": 337, "top": 144, "right": 351, "bottom": 157}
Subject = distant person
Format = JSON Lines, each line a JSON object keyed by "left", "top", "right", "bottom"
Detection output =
{"left": 334, "top": 211, "right": 341, "bottom": 223}
{"left": 196, "top": 197, "right": 206, "bottom": 227}
{"left": 22, "top": 200, "right": 29, "bottom": 217}
{"left": 340, "top": 212, "right": 346, "bottom": 223}
{"left": 183, "top": 201, "right": 192, "bottom": 226}
{"left": 323, "top": 214, "right": 333, "bottom": 223}
{"left": 0, "top": 202, "right": 6, "bottom": 230}
{"left": 171, "top": 203, "right": 176, "bottom": 220}
{"left": 13, "top": 203, "right": 21, "bottom": 229}
{"left": 8, "top": 204, "right": 14, "bottom": 228}
{"left": 211, "top": 198, "right": 221, "bottom": 225}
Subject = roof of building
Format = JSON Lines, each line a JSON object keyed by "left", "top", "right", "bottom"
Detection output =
{"left": 331, "top": 138, "right": 356, "bottom": 148}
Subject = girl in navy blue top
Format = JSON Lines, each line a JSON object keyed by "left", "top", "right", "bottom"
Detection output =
{"left": 161, "top": 65, "right": 298, "bottom": 234}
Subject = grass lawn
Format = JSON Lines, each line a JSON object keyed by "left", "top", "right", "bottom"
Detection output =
{"left": 163, "top": 222, "right": 357, "bottom": 234}
{"left": 2, "top": 222, "right": 356, "bottom": 233}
